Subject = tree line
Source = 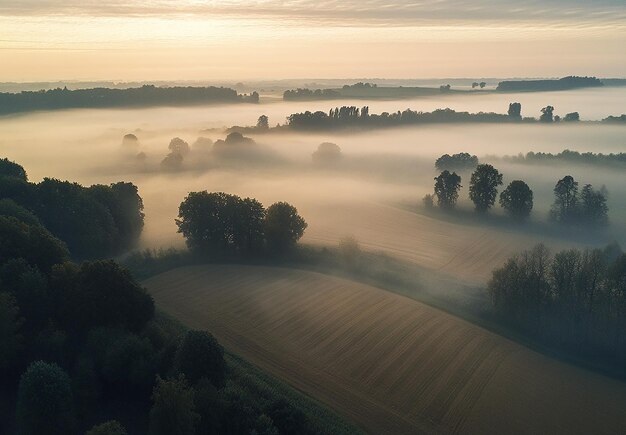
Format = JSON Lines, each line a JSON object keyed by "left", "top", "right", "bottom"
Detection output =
{"left": 425, "top": 161, "right": 609, "bottom": 225}
{"left": 496, "top": 76, "right": 603, "bottom": 92}
{"left": 0, "top": 158, "right": 144, "bottom": 258}
{"left": 502, "top": 149, "right": 626, "bottom": 169}
{"left": 488, "top": 243, "right": 626, "bottom": 370}
{"left": 176, "top": 192, "right": 307, "bottom": 257}
{"left": 0, "top": 85, "right": 259, "bottom": 115}
{"left": 285, "top": 102, "right": 587, "bottom": 130}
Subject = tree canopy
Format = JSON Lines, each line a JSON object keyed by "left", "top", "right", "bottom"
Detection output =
{"left": 469, "top": 164, "right": 503, "bottom": 212}
{"left": 433, "top": 171, "right": 462, "bottom": 209}
{"left": 499, "top": 180, "right": 533, "bottom": 219}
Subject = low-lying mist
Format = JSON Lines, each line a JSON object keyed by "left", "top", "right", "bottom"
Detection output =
{"left": 1, "top": 97, "right": 624, "bottom": 283}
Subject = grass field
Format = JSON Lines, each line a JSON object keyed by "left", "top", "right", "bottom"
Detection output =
{"left": 144, "top": 265, "right": 626, "bottom": 435}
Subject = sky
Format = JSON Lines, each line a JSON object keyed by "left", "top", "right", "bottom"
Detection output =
{"left": 0, "top": 0, "right": 625, "bottom": 81}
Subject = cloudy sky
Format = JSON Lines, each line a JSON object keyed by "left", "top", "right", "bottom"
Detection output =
{"left": 1, "top": 0, "right": 624, "bottom": 81}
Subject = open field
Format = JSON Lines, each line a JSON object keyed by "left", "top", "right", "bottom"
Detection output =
{"left": 144, "top": 265, "right": 626, "bottom": 435}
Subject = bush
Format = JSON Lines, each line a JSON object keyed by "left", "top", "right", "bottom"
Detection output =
{"left": 16, "top": 361, "right": 75, "bottom": 435}
{"left": 175, "top": 330, "right": 226, "bottom": 387}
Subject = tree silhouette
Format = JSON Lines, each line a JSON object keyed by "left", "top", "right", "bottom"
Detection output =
{"left": 550, "top": 175, "right": 578, "bottom": 223}
{"left": 508, "top": 102, "right": 522, "bottom": 119}
{"left": 499, "top": 180, "right": 533, "bottom": 219}
{"left": 433, "top": 170, "right": 462, "bottom": 209}
{"left": 540, "top": 106, "right": 555, "bottom": 123}
{"left": 469, "top": 164, "right": 503, "bottom": 212}
{"left": 479, "top": 82, "right": 486, "bottom": 88}
{"left": 257, "top": 115, "right": 269, "bottom": 130}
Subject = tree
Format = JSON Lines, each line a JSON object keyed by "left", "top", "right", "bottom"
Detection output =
{"left": 54, "top": 260, "right": 154, "bottom": 333}
{"left": 86, "top": 421, "right": 128, "bottom": 435}
{"left": 564, "top": 112, "right": 580, "bottom": 122}
{"left": 16, "top": 361, "right": 75, "bottom": 435}
{"left": 264, "top": 202, "right": 307, "bottom": 253}
{"left": 550, "top": 175, "right": 578, "bottom": 223}
{"left": 508, "top": 102, "right": 522, "bottom": 119}
{"left": 435, "top": 153, "right": 478, "bottom": 172}
{"left": 175, "top": 330, "right": 226, "bottom": 387}
{"left": 0, "top": 157, "right": 27, "bottom": 181}
{"left": 257, "top": 115, "right": 269, "bottom": 130}
{"left": 176, "top": 192, "right": 265, "bottom": 256}
{"left": 471, "top": 82, "right": 479, "bottom": 89}
{"left": 433, "top": 170, "right": 462, "bottom": 209}
{"left": 479, "top": 82, "right": 486, "bottom": 88}
{"left": 540, "top": 106, "right": 555, "bottom": 122}
{"left": 469, "top": 164, "right": 503, "bottom": 212}
{"left": 266, "top": 399, "right": 311, "bottom": 435}
{"left": 0, "top": 292, "right": 23, "bottom": 372}
{"left": 499, "top": 180, "right": 533, "bottom": 219}
{"left": 580, "top": 184, "right": 608, "bottom": 225}
{"left": 169, "top": 138, "right": 190, "bottom": 156}
{"left": 149, "top": 376, "right": 199, "bottom": 435}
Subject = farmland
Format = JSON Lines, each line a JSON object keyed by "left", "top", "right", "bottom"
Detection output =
{"left": 144, "top": 264, "right": 626, "bottom": 435}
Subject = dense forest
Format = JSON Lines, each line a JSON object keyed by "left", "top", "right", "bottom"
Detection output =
{"left": 283, "top": 83, "right": 445, "bottom": 101}
{"left": 0, "top": 159, "right": 343, "bottom": 435}
{"left": 0, "top": 85, "right": 259, "bottom": 115}
{"left": 496, "top": 76, "right": 603, "bottom": 92}
{"left": 0, "top": 159, "right": 144, "bottom": 258}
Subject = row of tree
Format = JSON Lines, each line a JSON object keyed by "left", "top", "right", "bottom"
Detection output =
{"left": 425, "top": 163, "right": 609, "bottom": 225}
{"left": 0, "top": 158, "right": 144, "bottom": 258}
{"left": 176, "top": 192, "right": 308, "bottom": 256}
{"left": 488, "top": 244, "right": 626, "bottom": 368}
{"left": 286, "top": 103, "right": 584, "bottom": 130}
{"left": 503, "top": 149, "right": 626, "bottom": 168}
{"left": 0, "top": 85, "right": 259, "bottom": 115}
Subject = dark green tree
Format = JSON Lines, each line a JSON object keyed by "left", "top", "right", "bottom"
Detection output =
{"left": 508, "top": 102, "right": 522, "bottom": 119}
{"left": 149, "top": 376, "right": 199, "bottom": 435}
{"left": 469, "top": 164, "right": 503, "bottom": 212}
{"left": 580, "top": 184, "right": 608, "bottom": 226}
{"left": 85, "top": 420, "right": 128, "bottom": 435}
{"left": 264, "top": 202, "right": 307, "bottom": 253}
{"left": 0, "top": 157, "right": 27, "bottom": 181}
{"left": 540, "top": 105, "right": 555, "bottom": 122}
{"left": 0, "top": 291, "right": 23, "bottom": 372}
{"left": 564, "top": 112, "right": 580, "bottom": 122}
{"left": 433, "top": 170, "right": 462, "bottom": 209}
{"left": 16, "top": 361, "right": 75, "bottom": 435}
{"left": 257, "top": 115, "right": 269, "bottom": 130}
{"left": 550, "top": 175, "right": 578, "bottom": 223}
{"left": 499, "top": 180, "right": 533, "bottom": 219}
{"left": 175, "top": 330, "right": 226, "bottom": 387}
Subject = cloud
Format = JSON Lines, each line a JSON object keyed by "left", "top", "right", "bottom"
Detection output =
{"left": 1, "top": 0, "right": 625, "bottom": 28}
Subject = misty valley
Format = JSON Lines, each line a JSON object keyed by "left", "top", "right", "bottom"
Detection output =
{"left": 1, "top": 78, "right": 626, "bottom": 435}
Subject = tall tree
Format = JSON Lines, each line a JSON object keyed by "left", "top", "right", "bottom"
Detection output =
{"left": 433, "top": 170, "right": 462, "bottom": 209}
{"left": 499, "top": 180, "right": 533, "bottom": 219}
{"left": 550, "top": 175, "right": 578, "bottom": 223}
{"left": 469, "top": 164, "right": 503, "bottom": 212}
{"left": 508, "top": 102, "right": 522, "bottom": 119}
{"left": 264, "top": 202, "right": 307, "bottom": 253}
{"left": 540, "top": 106, "right": 555, "bottom": 122}
{"left": 580, "top": 184, "right": 608, "bottom": 226}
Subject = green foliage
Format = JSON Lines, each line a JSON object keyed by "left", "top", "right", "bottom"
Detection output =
{"left": 0, "top": 216, "right": 69, "bottom": 272}
{"left": 267, "top": 398, "right": 311, "bottom": 435}
{"left": 149, "top": 376, "right": 200, "bottom": 435}
{"left": 86, "top": 420, "right": 128, "bottom": 435}
{"left": 16, "top": 361, "right": 75, "bottom": 435}
{"left": 176, "top": 192, "right": 266, "bottom": 256}
{"left": 434, "top": 153, "right": 478, "bottom": 172}
{"left": 264, "top": 202, "right": 307, "bottom": 253}
{"left": 550, "top": 175, "right": 578, "bottom": 223}
{"left": 175, "top": 330, "right": 226, "bottom": 387}
{"left": 0, "top": 198, "right": 40, "bottom": 226}
{"left": 102, "top": 334, "right": 157, "bottom": 393}
{"left": 539, "top": 105, "right": 555, "bottom": 122}
{"left": 499, "top": 180, "right": 533, "bottom": 219}
{"left": 507, "top": 102, "right": 522, "bottom": 119}
{"left": 433, "top": 170, "right": 462, "bottom": 209}
{"left": 580, "top": 184, "right": 608, "bottom": 225}
{"left": 564, "top": 112, "right": 580, "bottom": 122}
{"left": 469, "top": 164, "right": 503, "bottom": 212}
{"left": 0, "top": 291, "right": 23, "bottom": 372}
{"left": 0, "top": 157, "right": 28, "bottom": 181}
{"left": 53, "top": 260, "right": 154, "bottom": 333}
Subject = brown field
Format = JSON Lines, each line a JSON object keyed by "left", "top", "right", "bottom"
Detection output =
{"left": 144, "top": 265, "right": 626, "bottom": 435}
{"left": 303, "top": 202, "right": 576, "bottom": 283}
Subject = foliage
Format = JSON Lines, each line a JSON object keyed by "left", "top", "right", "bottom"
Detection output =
{"left": 149, "top": 376, "right": 200, "bottom": 435}
{"left": 176, "top": 192, "right": 266, "bottom": 256}
{"left": 548, "top": 176, "right": 607, "bottom": 226}
{"left": 0, "top": 157, "right": 28, "bottom": 181}
{"left": 468, "top": 164, "right": 503, "bottom": 212}
{"left": 433, "top": 170, "right": 462, "bottom": 209}
{"left": 563, "top": 112, "right": 580, "bottom": 122}
{"left": 435, "top": 152, "right": 478, "bottom": 172}
{"left": 257, "top": 115, "right": 269, "bottom": 130}
{"left": 16, "top": 361, "right": 75, "bottom": 435}
{"left": 312, "top": 142, "right": 342, "bottom": 163}
{"left": 267, "top": 399, "right": 312, "bottom": 435}
{"left": 539, "top": 105, "right": 554, "bottom": 123}
{"left": 507, "top": 102, "right": 521, "bottom": 119}
{"left": 264, "top": 202, "right": 308, "bottom": 253}
{"left": 0, "top": 291, "right": 23, "bottom": 372}
{"left": 175, "top": 330, "right": 226, "bottom": 387}
{"left": 499, "top": 180, "right": 533, "bottom": 219}
{"left": 0, "top": 198, "right": 40, "bottom": 226}
{"left": 488, "top": 244, "right": 626, "bottom": 367}
{"left": 86, "top": 420, "right": 128, "bottom": 435}
{"left": 503, "top": 149, "right": 626, "bottom": 168}
{"left": 497, "top": 76, "right": 603, "bottom": 92}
